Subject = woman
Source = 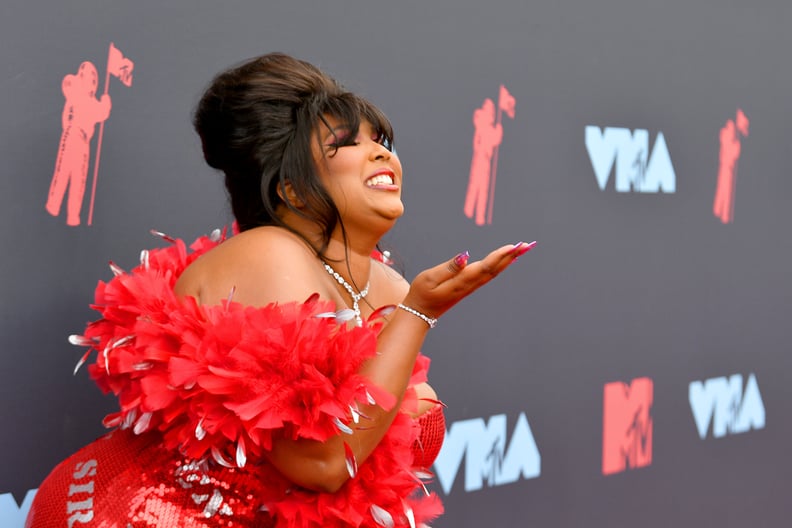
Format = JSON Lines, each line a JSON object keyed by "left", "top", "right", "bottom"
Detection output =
{"left": 26, "top": 53, "right": 535, "bottom": 527}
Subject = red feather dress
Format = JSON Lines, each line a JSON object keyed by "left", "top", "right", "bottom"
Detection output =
{"left": 26, "top": 230, "right": 445, "bottom": 528}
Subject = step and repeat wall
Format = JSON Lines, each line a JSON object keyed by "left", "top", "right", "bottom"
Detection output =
{"left": 2, "top": 1, "right": 790, "bottom": 526}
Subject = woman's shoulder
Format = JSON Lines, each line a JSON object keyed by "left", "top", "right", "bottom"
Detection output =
{"left": 179, "top": 226, "right": 312, "bottom": 280}
{"left": 176, "top": 226, "right": 326, "bottom": 307}
{"left": 223, "top": 225, "right": 312, "bottom": 251}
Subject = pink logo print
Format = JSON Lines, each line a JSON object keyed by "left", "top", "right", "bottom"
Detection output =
{"left": 713, "top": 109, "right": 749, "bottom": 225}
{"left": 45, "top": 42, "right": 134, "bottom": 227}
{"left": 464, "top": 85, "right": 516, "bottom": 226}
{"left": 602, "top": 377, "right": 653, "bottom": 476}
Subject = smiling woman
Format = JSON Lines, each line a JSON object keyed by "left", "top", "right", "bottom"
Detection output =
{"left": 314, "top": 117, "right": 404, "bottom": 231}
{"left": 26, "top": 52, "right": 535, "bottom": 528}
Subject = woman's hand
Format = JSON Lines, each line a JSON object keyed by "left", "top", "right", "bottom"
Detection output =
{"left": 401, "top": 241, "right": 536, "bottom": 320}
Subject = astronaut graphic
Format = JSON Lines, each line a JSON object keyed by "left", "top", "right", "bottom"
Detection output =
{"left": 464, "top": 85, "right": 515, "bottom": 226}
{"left": 45, "top": 43, "right": 134, "bottom": 227}
{"left": 713, "top": 109, "right": 749, "bottom": 225}
{"left": 45, "top": 62, "right": 112, "bottom": 226}
{"left": 464, "top": 99, "right": 502, "bottom": 226}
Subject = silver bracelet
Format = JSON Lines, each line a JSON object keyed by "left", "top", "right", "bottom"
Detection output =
{"left": 397, "top": 303, "right": 438, "bottom": 328}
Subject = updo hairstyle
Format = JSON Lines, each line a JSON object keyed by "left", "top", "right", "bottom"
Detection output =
{"left": 193, "top": 52, "right": 394, "bottom": 255}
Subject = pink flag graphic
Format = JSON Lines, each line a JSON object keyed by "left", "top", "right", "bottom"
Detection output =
{"left": 498, "top": 84, "right": 516, "bottom": 119}
{"left": 713, "top": 108, "right": 749, "bottom": 224}
{"left": 107, "top": 43, "right": 134, "bottom": 87}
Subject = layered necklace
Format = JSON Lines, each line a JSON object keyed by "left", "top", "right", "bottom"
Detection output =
{"left": 322, "top": 262, "right": 370, "bottom": 326}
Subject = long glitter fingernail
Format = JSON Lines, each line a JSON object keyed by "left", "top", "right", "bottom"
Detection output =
{"left": 510, "top": 241, "right": 526, "bottom": 254}
{"left": 454, "top": 251, "right": 470, "bottom": 267}
{"left": 514, "top": 241, "right": 537, "bottom": 257}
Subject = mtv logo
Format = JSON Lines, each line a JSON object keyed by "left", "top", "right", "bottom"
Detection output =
{"left": 585, "top": 126, "right": 676, "bottom": 193}
{"left": 689, "top": 373, "right": 765, "bottom": 439}
{"left": 602, "top": 377, "right": 653, "bottom": 475}
{"left": 0, "top": 490, "right": 37, "bottom": 528}
{"left": 433, "top": 412, "right": 541, "bottom": 494}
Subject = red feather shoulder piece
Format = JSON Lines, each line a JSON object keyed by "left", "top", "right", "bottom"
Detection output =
{"left": 70, "top": 229, "right": 443, "bottom": 527}
{"left": 70, "top": 232, "right": 442, "bottom": 528}
{"left": 76, "top": 228, "right": 398, "bottom": 462}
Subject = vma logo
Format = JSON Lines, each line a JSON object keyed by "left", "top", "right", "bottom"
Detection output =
{"left": 585, "top": 126, "right": 676, "bottom": 193}
{"left": 602, "top": 377, "right": 653, "bottom": 475}
{"left": 0, "top": 490, "right": 37, "bottom": 528}
{"left": 689, "top": 372, "right": 765, "bottom": 439}
{"left": 433, "top": 412, "right": 540, "bottom": 494}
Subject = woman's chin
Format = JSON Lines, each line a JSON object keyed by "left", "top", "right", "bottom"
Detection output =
{"left": 381, "top": 209, "right": 404, "bottom": 226}
{"left": 383, "top": 201, "right": 405, "bottom": 220}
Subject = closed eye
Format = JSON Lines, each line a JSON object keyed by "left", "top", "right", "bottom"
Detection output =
{"left": 374, "top": 131, "right": 394, "bottom": 152}
{"left": 325, "top": 128, "right": 357, "bottom": 154}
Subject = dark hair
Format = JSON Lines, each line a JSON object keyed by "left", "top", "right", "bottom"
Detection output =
{"left": 193, "top": 52, "right": 394, "bottom": 256}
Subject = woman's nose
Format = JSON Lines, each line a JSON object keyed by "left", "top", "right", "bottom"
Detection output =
{"left": 371, "top": 141, "right": 391, "bottom": 161}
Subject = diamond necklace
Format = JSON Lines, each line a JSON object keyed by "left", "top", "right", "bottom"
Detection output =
{"left": 322, "top": 262, "right": 370, "bottom": 326}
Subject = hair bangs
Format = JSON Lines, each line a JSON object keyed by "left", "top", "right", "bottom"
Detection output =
{"left": 320, "top": 93, "right": 394, "bottom": 149}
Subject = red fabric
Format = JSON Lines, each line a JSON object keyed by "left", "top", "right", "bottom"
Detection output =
{"left": 413, "top": 405, "right": 446, "bottom": 469}
{"left": 29, "top": 230, "right": 443, "bottom": 528}
{"left": 27, "top": 429, "right": 276, "bottom": 528}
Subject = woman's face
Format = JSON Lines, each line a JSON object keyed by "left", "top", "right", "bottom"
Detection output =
{"left": 314, "top": 115, "right": 404, "bottom": 230}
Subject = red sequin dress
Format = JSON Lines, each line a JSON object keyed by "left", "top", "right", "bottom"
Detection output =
{"left": 26, "top": 231, "right": 445, "bottom": 528}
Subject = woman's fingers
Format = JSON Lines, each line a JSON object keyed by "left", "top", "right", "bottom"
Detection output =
{"left": 457, "top": 241, "right": 534, "bottom": 289}
{"left": 410, "top": 251, "right": 470, "bottom": 293}
{"left": 408, "top": 241, "right": 536, "bottom": 315}
{"left": 448, "top": 251, "right": 471, "bottom": 273}
{"left": 431, "top": 251, "right": 471, "bottom": 284}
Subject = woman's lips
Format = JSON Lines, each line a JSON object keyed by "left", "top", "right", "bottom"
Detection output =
{"left": 365, "top": 170, "right": 398, "bottom": 189}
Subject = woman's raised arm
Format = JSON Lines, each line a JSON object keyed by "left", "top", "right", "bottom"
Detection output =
{"left": 263, "top": 241, "right": 535, "bottom": 492}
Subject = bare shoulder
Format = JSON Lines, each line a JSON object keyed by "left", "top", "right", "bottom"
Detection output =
{"left": 175, "top": 227, "right": 328, "bottom": 307}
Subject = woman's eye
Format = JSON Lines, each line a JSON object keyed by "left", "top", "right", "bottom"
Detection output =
{"left": 335, "top": 133, "right": 359, "bottom": 147}
{"left": 325, "top": 132, "right": 355, "bottom": 151}
{"left": 372, "top": 131, "right": 393, "bottom": 151}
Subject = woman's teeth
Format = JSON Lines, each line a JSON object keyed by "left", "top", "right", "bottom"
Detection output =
{"left": 366, "top": 175, "right": 394, "bottom": 187}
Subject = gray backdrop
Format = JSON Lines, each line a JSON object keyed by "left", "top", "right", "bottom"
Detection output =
{"left": 2, "top": 1, "right": 790, "bottom": 526}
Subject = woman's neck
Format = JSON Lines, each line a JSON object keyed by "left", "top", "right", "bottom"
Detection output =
{"left": 320, "top": 232, "right": 379, "bottom": 293}
{"left": 278, "top": 209, "right": 386, "bottom": 290}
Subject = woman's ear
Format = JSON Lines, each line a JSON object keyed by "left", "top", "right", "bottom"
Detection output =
{"left": 277, "top": 181, "right": 304, "bottom": 208}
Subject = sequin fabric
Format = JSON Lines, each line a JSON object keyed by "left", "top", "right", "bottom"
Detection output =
{"left": 412, "top": 405, "right": 446, "bottom": 470}
{"left": 26, "top": 429, "right": 275, "bottom": 528}
{"left": 27, "top": 408, "right": 446, "bottom": 528}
